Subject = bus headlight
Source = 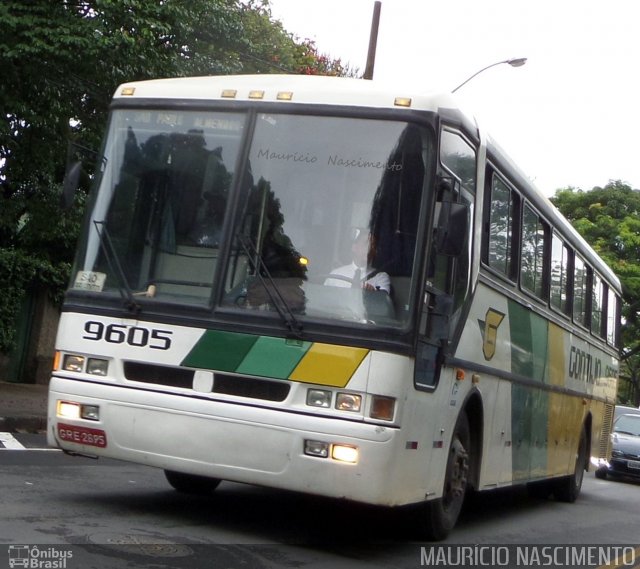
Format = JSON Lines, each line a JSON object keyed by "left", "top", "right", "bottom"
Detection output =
{"left": 63, "top": 354, "right": 85, "bottom": 373}
{"left": 80, "top": 405, "right": 100, "bottom": 421}
{"left": 57, "top": 401, "right": 81, "bottom": 420}
{"left": 331, "top": 444, "right": 359, "bottom": 464}
{"left": 56, "top": 401, "right": 100, "bottom": 421}
{"left": 307, "top": 389, "right": 332, "bottom": 408}
{"left": 87, "top": 358, "right": 108, "bottom": 376}
{"left": 304, "top": 440, "right": 329, "bottom": 458}
{"left": 336, "top": 392, "right": 362, "bottom": 412}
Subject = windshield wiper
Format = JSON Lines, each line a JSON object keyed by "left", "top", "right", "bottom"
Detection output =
{"left": 93, "top": 220, "right": 140, "bottom": 313}
{"left": 235, "top": 233, "right": 303, "bottom": 340}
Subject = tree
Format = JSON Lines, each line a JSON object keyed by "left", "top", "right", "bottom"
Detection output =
{"left": 0, "top": 0, "right": 349, "bottom": 352}
{"left": 551, "top": 181, "right": 640, "bottom": 404}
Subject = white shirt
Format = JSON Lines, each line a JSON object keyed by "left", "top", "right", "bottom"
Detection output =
{"left": 324, "top": 262, "right": 391, "bottom": 294}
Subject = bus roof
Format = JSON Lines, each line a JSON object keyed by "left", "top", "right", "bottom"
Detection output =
{"left": 113, "top": 73, "right": 460, "bottom": 112}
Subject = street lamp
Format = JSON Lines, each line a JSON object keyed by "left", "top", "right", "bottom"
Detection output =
{"left": 451, "top": 57, "right": 527, "bottom": 93}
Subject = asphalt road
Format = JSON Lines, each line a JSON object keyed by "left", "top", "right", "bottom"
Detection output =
{"left": 1, "top": 433, "right": 639, "bottom": 569}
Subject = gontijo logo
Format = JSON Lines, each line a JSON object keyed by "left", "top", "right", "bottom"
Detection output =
{"left": 8, "top": 546, "right": 73, "bottom": 569}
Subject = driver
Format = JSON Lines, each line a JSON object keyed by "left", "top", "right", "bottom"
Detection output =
{"left": 324, "top": 229, "right": 390, "bottom": 293}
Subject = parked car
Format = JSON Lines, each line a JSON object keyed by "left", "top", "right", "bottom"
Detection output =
{"left": 613, "top": 405, "right": 640, "bottom": 422}
{"left": 596, "top": 413, "right": 640, "bottom": 481}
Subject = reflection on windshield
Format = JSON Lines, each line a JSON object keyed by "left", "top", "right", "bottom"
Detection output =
{"left": 222, "top": 114, "right": 429, "bottom": 329}
{"left": 72, "top": 110, "right": 243, "bottom": 302}
{"left": 72, "top": 110, "right": 431, "bottom": 330}
{"left": 615, "top": 415, "right": 640, "bottom": 436}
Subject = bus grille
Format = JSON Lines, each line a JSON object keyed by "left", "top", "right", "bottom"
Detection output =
{"left": 123, "top": 362, "right": 291, "bottom": 402}
{"left": 598, "top": 403, "right": 615, "bottom": 458}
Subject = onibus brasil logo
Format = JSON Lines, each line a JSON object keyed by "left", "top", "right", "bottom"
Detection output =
{"left": 8, "top": 546, "right": 73, "bottom": 569}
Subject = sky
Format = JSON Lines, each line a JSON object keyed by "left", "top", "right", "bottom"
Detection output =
{"left": 268, "top": 0, "right": 640, "bottom": 197}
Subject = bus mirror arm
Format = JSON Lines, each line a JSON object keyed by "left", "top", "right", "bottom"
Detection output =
{"left": 421, "top": 287, "right": 453, "bottom": 343}
{"left": 427, "top": 292, "right": 453, "bottom": 341}
{"left": 61, "top": 161, "right": 82, "bottom": 210}
{"left": 434, "top": 201, "right": 469, "bottom": 257}
{"left": 61, "top": 141, "right": 100, "bottom": 210}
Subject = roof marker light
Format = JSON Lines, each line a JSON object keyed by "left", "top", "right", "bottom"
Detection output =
{"left": 120, "top": 87, "right": 135, "bottom": 96}
{"left": 394, "top": 97, "right": 412, "bottom": 108}
{"left": 221, "top": 89, "right": 237, "bottom": 99}
{"left": 249, "top": 90, "right": 265, "bottom": 99}
{"left": 277, "top": 91, "right": 293, "bottom": 101}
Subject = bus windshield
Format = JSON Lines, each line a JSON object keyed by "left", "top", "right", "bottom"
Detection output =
{"left": 71, "top": 108, "right": 432, "bottom": 330}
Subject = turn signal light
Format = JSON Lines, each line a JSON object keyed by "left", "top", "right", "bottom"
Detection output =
{"left": 370, "top": 395, "right": 395, "bottom": 421}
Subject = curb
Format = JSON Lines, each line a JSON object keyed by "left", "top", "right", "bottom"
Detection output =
{"left": 0, "top": 416, "right": 47, "bottom": 433}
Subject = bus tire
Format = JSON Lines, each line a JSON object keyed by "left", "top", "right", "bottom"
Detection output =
{"left": 553, "top": 425, "right": 587, "bottom": 503}
{"left": 164, "top": 470, "right": 221, "bottom": 495}
{"left": 594, "top": 466, "right": 607, "bottom": 480}
{"left": 526, "top": 480, "right": 552, "bottom": 499}
{"left": 421, "top": 412, "right": 471, "bottom": 540}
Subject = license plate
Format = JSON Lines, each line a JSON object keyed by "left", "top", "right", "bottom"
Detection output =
{"left": 57, "top": 423, "right": 107, "bottom": 448}
{"left": 628, "top": 460, "right": 640, "bottom": 470}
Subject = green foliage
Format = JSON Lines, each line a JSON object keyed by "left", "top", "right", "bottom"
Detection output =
{"left": 0, "top": 0, "right": 349, "bottom": 353}
{"left": 551, "top": 181, "right": 640, "bottom": 404}
{"left": 0, "top": 249, "right": 71, "bottom": 351}
{"left": 237, "top": 0, "right": 357, "bottom": 76}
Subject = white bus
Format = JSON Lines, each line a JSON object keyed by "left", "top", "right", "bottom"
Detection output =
{"left": 48, "top": 74, "right": 621, "bottom": 539}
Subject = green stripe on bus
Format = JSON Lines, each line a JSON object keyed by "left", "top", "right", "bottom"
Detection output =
{"left": 508, "top": 301, "right": 548, "bottom": 381}
{"left": 508, "top": 300, "right": 550, "bottom": 480}
{"left": 181, "top": 330, "right": 258, "bottom": 372}
{"left": 236, "top": 336, "right": 312, "bottom": 379}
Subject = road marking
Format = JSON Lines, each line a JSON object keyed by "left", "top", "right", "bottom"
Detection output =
{"left": 0, "top": 432, "right": 26, "bottom": 449}
{"left": 0, "top": 432, "right": 60, "bottom": 451}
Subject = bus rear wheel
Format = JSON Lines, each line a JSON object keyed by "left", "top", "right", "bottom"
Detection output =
{"left": 421, "top": 412, "right": 471, "bottom": 541}
{"left": 553, "top": 425, "right": 587, "bottom": 503}
{"left": 164, "top": 470, "right": 221, "bottom": 495}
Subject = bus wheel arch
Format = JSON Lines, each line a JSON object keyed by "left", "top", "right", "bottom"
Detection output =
{"left": 421, "top": 406, "right": 475, "bottom": 540}
{"left": 553, "top": 420, "right": 589, "bottom": 503}
{"left": 463, "top": 392, "right": 483, "bottom": 491}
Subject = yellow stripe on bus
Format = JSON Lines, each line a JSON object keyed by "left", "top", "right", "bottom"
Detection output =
{"left": 547, "top": 322, "right": 568, "bottom": 476}
{"left": 289, "top": 343, "right": 369, "bottom": 387}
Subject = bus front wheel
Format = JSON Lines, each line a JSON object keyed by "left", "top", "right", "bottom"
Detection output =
{"left": 164, "top": 470, "right": 222, "bottom": 495}
{"left": 421, "top": 412, "right": 471, "bottom": 541}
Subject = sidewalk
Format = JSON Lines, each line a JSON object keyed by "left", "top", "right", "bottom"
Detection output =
{"left": 0, "top": 381, "right": 48, "bottom": 433}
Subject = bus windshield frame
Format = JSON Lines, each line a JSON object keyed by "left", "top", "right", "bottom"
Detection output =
{"left": 68, "top": 103, "right": 437, "bottom": 343}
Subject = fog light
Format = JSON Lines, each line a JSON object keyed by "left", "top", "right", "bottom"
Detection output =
{"left": 81, "top": 405, "right": 100, "bottom": 421}
{"left": 63, "top": 354, "right": 85, "bottom": 373}
{"left": 87, "top": 358, "right": 108, "bottom": 376}
{"left": 336, "top": 392, "right": 362, "bottom": 412}
{"left": 307, "top": 389, "right": 332, "bottom": 408}
{"left": 57, "top": 401, "right": 81, "bottom": 420}
{"left": 370, "top": 395, "right": 395, "bottom": 421}
{"left": 331, "top": 444, "right": 358, "bottom": 464}
{"left": 304, "top": 439, "right": 329, "bottom": 458}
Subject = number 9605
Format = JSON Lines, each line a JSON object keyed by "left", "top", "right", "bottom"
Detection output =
{"left": 83, "top": 321, "right": 172, "bottom": 350}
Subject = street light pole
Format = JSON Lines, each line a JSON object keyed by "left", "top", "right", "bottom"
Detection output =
{"left": 363, "top": 1, "right": 382, "bottom": 80}
{"left": 451, "top": 57, "right": 527, "bottom": 93}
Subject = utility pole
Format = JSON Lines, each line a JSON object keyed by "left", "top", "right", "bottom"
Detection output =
{"left": 363, "top": 1, "right": 381, "bottom": 80}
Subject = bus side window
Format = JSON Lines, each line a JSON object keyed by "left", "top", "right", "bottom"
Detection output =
{"left": 573, "top": 255, "right": 589, "bottom": 327}
{"left": 485, "top": 174, "right": 518, "bottom": 280}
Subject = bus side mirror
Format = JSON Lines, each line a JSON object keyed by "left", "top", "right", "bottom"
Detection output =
{"left": 435, "top": 201, "right": 469, "bottom": 257}
{"left": 61, "top": 161, "right": 83, "bottom": 210}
